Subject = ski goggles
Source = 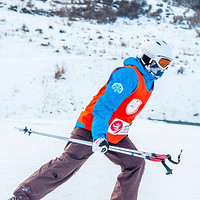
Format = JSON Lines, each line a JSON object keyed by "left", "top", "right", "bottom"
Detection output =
{"left": 158, "top": 58, "right": 171, "bottom": 69}
{"left": 142, "top": 54, "right": 171, "bottom": 69}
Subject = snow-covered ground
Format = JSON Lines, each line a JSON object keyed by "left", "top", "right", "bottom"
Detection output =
{"left": 0, "top": 0, "right": 200, "bottom": 199}
{"left": 0, "top": 1, "right": 200, "bottom": 122}
{"left": 1, "top": 118, "right": 200, "bottom": 200}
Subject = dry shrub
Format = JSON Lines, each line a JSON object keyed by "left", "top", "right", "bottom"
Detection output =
{"left": 66, "top": 1, "right": 117, "bottom": 23}
{"left": 52, "top": 0, "right": 149, "bottom": 23}
{"left": 197, "top": 30, "right": 200, "bottom": 37}
{"left": 117, "top": 0, "right": 147, "bottom": 19}
{"left": 173, "top": 15, "right": 184, "bottom": 24}
{"left": 150, "top": 8, "right": 163, "bottom": 18}
{"left": 174, "top": 0, "right": 200, "bottom": 9}
{"left": 173, "top": 9, "right": 200, "bottom": 28}
{"left": 55, "top": 65, "right": 65, "bottom": 80}
{"left": 188, "top": 9, "right": 200, "bottom": 27}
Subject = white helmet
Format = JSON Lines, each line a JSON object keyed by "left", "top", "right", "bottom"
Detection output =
{"left": 137, "top": 37, "right": 173, "bottom": 78}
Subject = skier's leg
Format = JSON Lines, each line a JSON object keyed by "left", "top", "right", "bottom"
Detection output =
{"left": 106, "top": 136, "right": 145, "bottom": 200}
{"left": 14, "top": 127, "right": 93, "bottom": 200}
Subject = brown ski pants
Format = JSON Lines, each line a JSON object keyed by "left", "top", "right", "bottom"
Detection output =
{"left": 14, "top": 127, "right": 145, "bottom": 200}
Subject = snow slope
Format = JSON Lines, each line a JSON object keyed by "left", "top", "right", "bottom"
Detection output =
{"left": 0, "top": 1, "right": 200, "bottom": 123}
{"left": 1, "top": 118, "right": 200, "bottom": 200}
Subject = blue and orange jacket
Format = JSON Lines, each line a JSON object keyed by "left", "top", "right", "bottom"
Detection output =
{"left": 75, "top": 57, "right": 156, "bottom": 144}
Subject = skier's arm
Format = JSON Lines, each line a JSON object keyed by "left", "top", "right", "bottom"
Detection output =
{"left": 92, "top": 67, "right": 138, "bottom": 141}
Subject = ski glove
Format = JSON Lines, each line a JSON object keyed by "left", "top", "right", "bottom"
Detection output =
{"left": 92, "top": 138, "right": 109, "bottom": 153}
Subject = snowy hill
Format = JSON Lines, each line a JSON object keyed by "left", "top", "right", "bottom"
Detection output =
{"left": 0, "top": 0, "right": 200, "bottom": 123}
{"left": 0, "top": 1, "right": 200, "bottom": 199}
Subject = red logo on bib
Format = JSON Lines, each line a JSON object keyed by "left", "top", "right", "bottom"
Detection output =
{"left": 110, "top": 120, "right": 123, "bottom": 134}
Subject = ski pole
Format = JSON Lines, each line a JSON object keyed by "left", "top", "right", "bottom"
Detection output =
{"left": 15, "top": 126, "right": 182, "bottom": 175}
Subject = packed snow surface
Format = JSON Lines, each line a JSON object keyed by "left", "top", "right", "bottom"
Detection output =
{"left": 1, "top": 119, "right": 200, "bottom": 200}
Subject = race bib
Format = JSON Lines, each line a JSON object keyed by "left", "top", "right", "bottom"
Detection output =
{"left": 126, "top": 99, "right": 142, "bottom": 115}
{"left": 108, "top": 118, "right": 131, "bottom": 135}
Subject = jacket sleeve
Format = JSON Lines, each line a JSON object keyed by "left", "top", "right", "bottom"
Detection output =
{"left": 91, "top": 67, "right": 138, "bottom": 141}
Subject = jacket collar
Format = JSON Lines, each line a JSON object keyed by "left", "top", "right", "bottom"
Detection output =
{"left": 123, "top": 57, "right": 157, "bottom": 81}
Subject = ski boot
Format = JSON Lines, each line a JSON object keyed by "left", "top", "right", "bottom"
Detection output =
{"left": 8, "top": 197, "right": 18, "bottom": 200}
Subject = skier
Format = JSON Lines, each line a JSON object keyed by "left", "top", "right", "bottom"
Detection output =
{"left": 9, "top": 37, "right": 173, "bottom": 200}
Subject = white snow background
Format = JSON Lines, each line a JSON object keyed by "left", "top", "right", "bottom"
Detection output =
{"left": 0, "top": 0, "right": 200, "bottom": 199}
